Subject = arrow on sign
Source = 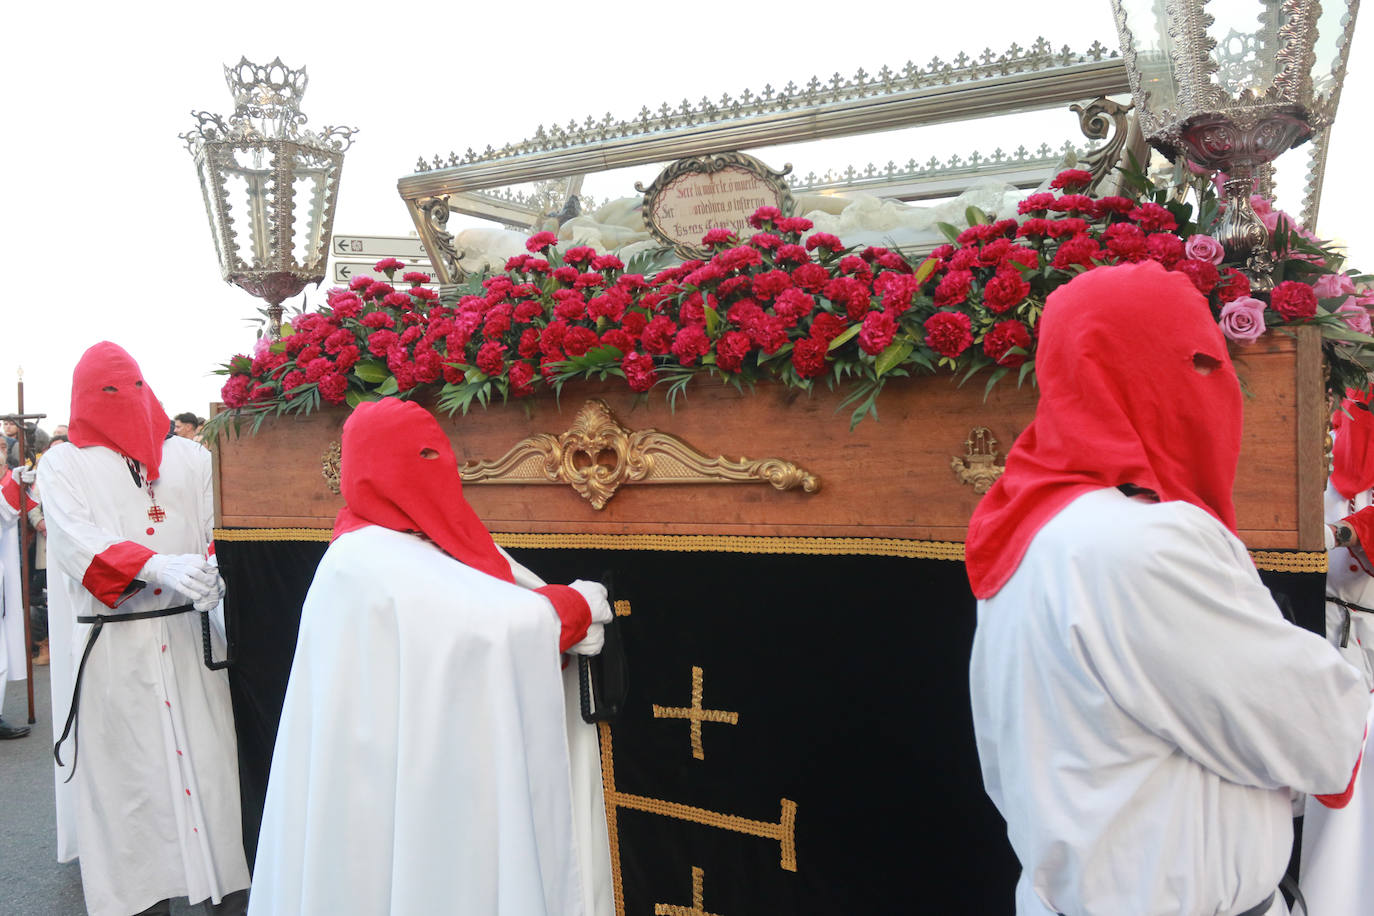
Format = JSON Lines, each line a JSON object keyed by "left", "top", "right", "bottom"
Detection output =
{"left": 332, "top": 234, "right": 430, "bottom": 259}
{"left": 332, "top": 260, "right": 436, "bottom": 286}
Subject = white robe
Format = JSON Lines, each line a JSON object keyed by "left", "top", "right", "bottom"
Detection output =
{"left": 0, "top": 475, "right": 27, "bottom": 688}
{"left": 38, "top": 437, "right": 250, "bottom": 916}
{"left": 970, "top": 488, "right": 1370, "bottom": 916}
{"left": 1298, "top": 477, "right": 1374, "bottom": 913}
{"left": 249, "top": 525, "right": 612, "bottom": 916}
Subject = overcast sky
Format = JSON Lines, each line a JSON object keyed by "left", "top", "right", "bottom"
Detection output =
{"left": 3, "top": 0, "right": 1371, "bottom": 425}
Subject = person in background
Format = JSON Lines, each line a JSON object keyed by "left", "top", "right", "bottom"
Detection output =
{"left": 172, "top": 413, "right": 200, "bottom": 440}
{"left": 0, "top": 464, "right": 36, "bottom": 738}
{"left": 39, "top": 342, "right": 249, "bottom": 916}
{"left": 966, "top": 261, "right": 1370, "bottom": 916}
{"left": 1297, "top": 387, "right": 1374, "bottom": 912}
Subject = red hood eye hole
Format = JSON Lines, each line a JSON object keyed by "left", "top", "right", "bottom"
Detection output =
{"left": 418, "top": 448, "right": 440, "bottom": 460}
{"left": 102, "top": 385, "right": 118, "bottom": 393}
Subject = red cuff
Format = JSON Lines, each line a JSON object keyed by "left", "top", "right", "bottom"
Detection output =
{"left": 1345, "top": 506, "right": 1374, "bottom": 556}
{"left": 83, "top": 541, "right": 156, "bottom": 609}
{"left": 1315, "top": 725, "right": 1367, "bottom": 810}
{"left": 0, "top": 471, "right": 35, "bottom": 513}
{"left": 536, "top": 584, "right": 593, "bottom": 654}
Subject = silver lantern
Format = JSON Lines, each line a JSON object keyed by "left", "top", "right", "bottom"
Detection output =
{"left": 182, "top": 57, "right": 356, "bottom": 337}
{"left": 1110, "top": 0, "right": 1359, "bottom": 284}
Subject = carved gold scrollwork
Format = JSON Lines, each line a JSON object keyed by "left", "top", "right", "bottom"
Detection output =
{"left": 322, "top": 441, "right": 342, "bottom": 494}
{"left": 951, "top": 427, "right": 1004, "bottom": 494}
{"left": 462, "top": 398, "right": 819, "bottom": 509}
{"left": 319, "top": 399, "right": 820, "bottom": 507}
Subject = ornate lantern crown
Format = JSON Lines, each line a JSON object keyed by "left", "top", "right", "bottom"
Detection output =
{"left": 1111, "top": 0, "right": 1359, "bottom": 281}
{"left": 181, "top": 57, "right": 357, "bottom": 336}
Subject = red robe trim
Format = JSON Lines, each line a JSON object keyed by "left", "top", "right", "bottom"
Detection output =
{"left": 535, "top": 585, "right": 592, "bottom": 654}
{"left": 82, "top": 541, "right": 156, "bottom": 609}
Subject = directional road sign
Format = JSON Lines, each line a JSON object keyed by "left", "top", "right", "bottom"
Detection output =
{"left": 332, "top": 260, "right": 437, "bottom": 286}
{"left": 332, "top": 234, "right": 430, "bottom": 260}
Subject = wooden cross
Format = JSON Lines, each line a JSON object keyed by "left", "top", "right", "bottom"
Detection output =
{"left": 654, "top": 866, "right": 720, "bottom": 916}
{"left": 652, "top": 666, "right": 739, "bottom": 760}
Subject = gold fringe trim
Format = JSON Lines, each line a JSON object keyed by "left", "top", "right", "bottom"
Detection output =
{"left": 1250, "top": 550, "right": 1327, "bottom": 573}
{"left": 598, "top": 722, "right": 626, "bottom": 916}
{"left": 492, "top": 533, "right": 967, "bottom": 559}
{"left": 212, "top": 529, "right": 1329, "bottom": 571}
{"left": 213, "top": 527, "right": 331, "bottom": 542}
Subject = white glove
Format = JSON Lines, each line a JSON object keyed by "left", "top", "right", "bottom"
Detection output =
{"left": 569, "top": 579, "right": 613, "bottom": 624}
{"left": 15, "top": 465, "right": 36, "bottom": 485}
{"left": 193, "top": 573, "right": 226, "bottom": 613}
{"left": 139, "top": 553, "right": 219, "bottom": 602}
{"left": 566, "top": 579, "right": 612, "bottom": 656}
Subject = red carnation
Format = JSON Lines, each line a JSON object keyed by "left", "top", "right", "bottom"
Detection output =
{"left": 1146, "top": 233, "right": 1185, "bottom": 267}
{"left": 508, "top": 360, "right": 536, "bottom": 397}
{"left": 335, "top": 345, "right": 360, "bottom": 371}
{"left": 715, "top": 330, "right": 754, "bottom": 373}
{"left": 1104, "top": 224, "right": 1149, "bottom": 262}
{"left": 220, "top": 374, "right": 251, "bottom": 408}
{"left": 858, "top": 310, "right": 898, "bottom": 356}
{"left": 983, "top": 267, "right": 1031, "bottom": 314}
{"left": 792, "top": 262, "right": 829, "bottom": 292}
{"left": 281, "top": 369, "right": 305, "bottom": 394}
{"left": 775, "top": 244, "right": 812, "bottom": 264}
{"left": 562, "top": 245, "right": 597, "bottom": 265}
{"left": 933, "top": 269, "right": 974, "bottom": 308}
{"left": 563, "top": 326, "right": 600, "bottom": 357}
{"left": 983, "top": 319, "right": 1032, "bottom": 366}
{"left": 1173, "top": 258, "right": 1220, "bottom": 295}
{"left": 1215, "top": 268, "right": 1251, "bottom": 304}
{"left": 641, "top": 315, "right": 677, "bottom": 355}
{"left": 526, "top": 231, "right": 558, "bottom": 253}
{"left": 670, "top": 325, "right": 711, "bottom": 366}
{"left": 809, "top": 312, "right": 846, "bottom": 344}
{"left": 924, "top": 311, "right": 973, "bottom": 359}
{"left": 791, "top": 337, "right": 828, "bottom": 379}
{"left": 804, "top": 232, "right": 844, "bottom": 253}
{"left": 748, "top": 206, "right": 783, "bottom": 229}
{"left": 402, "top": 271, "right": 432, "bottom": 285}
{"left": 1271, "top": 280, "right": 1318, "bottom": 320}
{"left": 476, "top": 340, "right": 508, "bottom": 375}
{"left": 1127, "top": 202, "right": 1178, "bottom": 233}
{"left": 1052, "top": 233, "right": 1101, "bottom": 269}
{"left": 702, "top": 228, "right": 736, "bottom": 247}
{"left": 592, "top": 254, "right": 624, "bottom": 271}
{"left": 374, "top": 257, "right": 405, "bottom": 274}
{"left": 620, "top": 351, "right": 657, "bottom": 392}
{"left": 750, "top": 232, "right": 783, "bottom": 251}
{"left": 1049, "top": 169, "right": 1093, "bottom": 191}
{"left": 1018, "top": 192, "right": 1057, "bottom": 214}
{"left": 601, "top": 329, "right": 634, "bottom": 354}
{"left": 317, "top": 373, "right": 348, "bottom": 404}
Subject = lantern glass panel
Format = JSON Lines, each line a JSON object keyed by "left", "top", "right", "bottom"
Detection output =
{"left": 1312, "top": 0, "right": 1354, "bottom": 98}
{"left": 224, "top": 146, "right": 275, "bottom": 268}
{"left": 196, "top": 157, "right": 227, "bottom": 273}
{"left": 1117, "top": 0, "right": 1179, "bottom": 116}
{"left": 289, "top": 148, "right": 336, "bottom": 268}
{"left": 1206, "top": 0, "right": 1285, "bottom": 97}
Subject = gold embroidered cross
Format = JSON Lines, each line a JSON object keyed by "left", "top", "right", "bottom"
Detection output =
{"left": 652, "top": 666, "right": 739, "bottom": 760}
{"left": 654, "top": 866, "right": 720, "bottom": 916}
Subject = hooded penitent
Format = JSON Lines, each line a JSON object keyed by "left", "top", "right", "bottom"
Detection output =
{"left": 332, "top": 398, "right": 516, "bottom": 583}
{"left": 66, "top": 342, "right": 171, "bottom": 482}
{"left": 1332, "top": 388, "right": 1374, "bottom": 501}
{"left": 965, "top": 259, "right": 1242, "bottom": 599}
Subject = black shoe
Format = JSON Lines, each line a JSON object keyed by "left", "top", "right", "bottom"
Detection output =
{"left": 0, "top": 717, "right": 31, "bottom": 739}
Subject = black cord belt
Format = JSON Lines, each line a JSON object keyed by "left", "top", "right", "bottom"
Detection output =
{"left": 1326, "top": 595, "right": 1374, "bottom": 648}
{"left": 54, "top": 604, "right": 193, "bottom": 781}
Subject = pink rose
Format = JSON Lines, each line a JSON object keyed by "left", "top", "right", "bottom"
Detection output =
{"left": 1218, "top": 296, "right": 1268, "bottom": 344}
{"left": 1314, "top": 273, "right": 1358, "bottom": 299}
{"left": 1336, "top": 298, "right": 1373, "bottom": 336}
{"left": 1183, "top": 234, "right": 1225, "bottom": 266}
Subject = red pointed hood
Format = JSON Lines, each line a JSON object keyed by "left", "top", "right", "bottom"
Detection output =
{"left": 332, "top": 397, "right": 515, "bottom": 584}
{"left": 1331, "top": 388, "right": 1374, "bottom": 500}
{"left": 965, "top": 260, "right": 1242, "bottom": 599}
{"left": 67, "top": 342, "right": 171, "bottom": 482}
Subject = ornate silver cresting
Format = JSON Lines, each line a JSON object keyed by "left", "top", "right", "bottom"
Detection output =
{"left": 1111, "top": 0, "right": 1360, "bottom": 286}
{"left": 182, "top": 58, "right": 357, "bottom": 337}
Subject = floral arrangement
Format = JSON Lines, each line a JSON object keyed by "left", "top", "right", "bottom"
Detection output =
{"left": 212, "top": 167, "right": 1374, "bottom": 434}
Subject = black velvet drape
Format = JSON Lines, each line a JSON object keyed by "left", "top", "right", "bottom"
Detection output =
{"left": 216, "top": 536, "right": 1323, "bottom": 911}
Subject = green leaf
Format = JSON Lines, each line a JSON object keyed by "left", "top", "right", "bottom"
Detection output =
{"left": 377, "top": 374, "right": 399, "bottom": 396}
{"left": 936, "top": 222, "right": 961, "bottom": 244}
{"left": 704, "top": 304, "right": 721, "bottom": 337}
{"left": 912, "top": 257, "right": 939, "bottom": 286}
{"left": 965, "top": 205, "right": 990, "bottom": 227}
{"left": 827, "top": 323, "right": 862, "bottom": 352}
{"left": 875, "top": 338, "right": 914, "bottom": 376}
{"left": 353, "top": 359, "right": 389, "bottom": 384}
{"left": 982, "top": 366, "right": 1010, "bottom": 401}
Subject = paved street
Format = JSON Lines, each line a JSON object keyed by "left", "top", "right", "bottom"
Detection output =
{"left": 0, "top": 666, "right": 198, "bottom": 916}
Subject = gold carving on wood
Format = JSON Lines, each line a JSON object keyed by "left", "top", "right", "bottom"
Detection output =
{"left": 322, "top": 441, "right": 342, "bottom": 495}
{"left": 461, "top": 398, "right": 820, "bottom": 509}
{"left": 950, "top": 427, "right": 1004, "bottom": 494}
